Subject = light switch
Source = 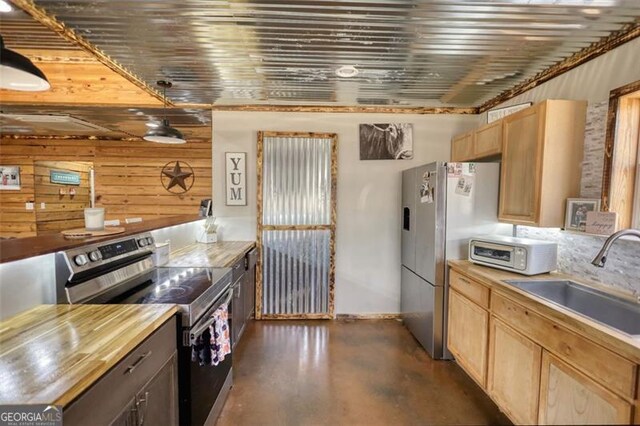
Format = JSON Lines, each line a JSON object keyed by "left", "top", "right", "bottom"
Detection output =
{"left": 40, "top": 202, "right": 46, "bottom": 209}
{"left": 25, "top": 202, "right": 34, "bottom": 210}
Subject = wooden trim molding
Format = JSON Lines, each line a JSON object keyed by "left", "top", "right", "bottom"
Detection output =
{"left": 212, "top": 104, "right": 478, "bottom": 115}
{"left": 1, "top": 134, "right": 138, "bottom": 141}
{"left": 335, "top": 314, "right": 402, "bottom": 320}
{"left": 7, "top": 0, "right": 168, "bottom": 106}
{"left": 601, "top": 80, "right": 640, "bottom": 229}
{"left": 480, "top": 22, "right": 640, "bottom": 113}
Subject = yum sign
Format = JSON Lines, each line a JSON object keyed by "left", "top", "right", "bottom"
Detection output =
{"left": 225, "top": 152, "right": 247, "bottom": 206}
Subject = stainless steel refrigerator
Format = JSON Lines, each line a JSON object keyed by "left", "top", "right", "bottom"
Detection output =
{"left": 401, "top": 161, "right": 510, "bottom": 359}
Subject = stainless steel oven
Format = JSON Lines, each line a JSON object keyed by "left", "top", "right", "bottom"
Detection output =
{"left": 55, "top": 233, "right": 235, "bottom": 425}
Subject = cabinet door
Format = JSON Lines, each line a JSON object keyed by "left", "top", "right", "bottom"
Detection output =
{"left": 136, "top": 353, "right": 179, "bottom": 426}
{"left": 488, "top": 317, "right": 542, "bottom": 424}
{"left": 474, "top": 121, "right": 502, "bottom": 158}
{"left": 447, "top": 288, "right": 489, "bottom": 387}
{"left": 451, "top": 132, "right": 474, "bottom": 162}
{"left": 499, "top": 105, "right": 543, "bottom": 224}
{"left": 109, "top": 398, "right": 137, "bottom": 426}
{"left": 232, "top": 278, "right": 245, "bottom": 347}
{"left": 539, "top": 351, "right": 632, "bottom": 425}
{"left": 243, "top": 266, "right": 256, "bottom": 321}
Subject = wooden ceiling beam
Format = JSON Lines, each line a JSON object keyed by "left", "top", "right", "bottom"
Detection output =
{"left": 208, "top": 104, "right": 478, "bottom": 114}
{"left": 7, "top": 0, "right": 171, "bottom": 106}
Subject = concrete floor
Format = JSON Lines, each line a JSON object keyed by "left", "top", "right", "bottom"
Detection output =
{"left": 217, "top": 319, "right": 510, "bottom": 426}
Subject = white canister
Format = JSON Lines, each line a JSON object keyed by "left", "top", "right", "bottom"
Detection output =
{"left": 84, "top": 207, "right": 105, "bottom": 231}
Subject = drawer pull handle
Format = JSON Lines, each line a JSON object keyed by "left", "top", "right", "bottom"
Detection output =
{"left": 458, "top": 277, "right": 470, "bottom": 284}
{"left": 125, "top": 351, "right": 152, "bottom": 375}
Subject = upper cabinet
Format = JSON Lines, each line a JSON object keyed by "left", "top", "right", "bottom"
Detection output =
{"left": 451, "top": 131, "right": 474, "bottom": 162}
{"left": 451, "top": 123, "right": 502, "bottom": 162}
{"left": 450, "top": 99, "right": 587, "bottom": 227}
{"left": 500, "top": 100, "right": 586, "bottom": 227}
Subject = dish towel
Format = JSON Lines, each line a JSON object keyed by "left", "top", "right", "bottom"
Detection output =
{"left": 209, "top": 303, "right": 231, "bottom": 366}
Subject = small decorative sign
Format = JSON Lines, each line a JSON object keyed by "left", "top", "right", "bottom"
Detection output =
{"left": 586, "top": 211, "right": 618, "bottom": 235}
{"left": 487, "top": 102, "right": 532, "bottom": 123}
{"left": 226, "top": 152, "right": 247, "bottom": 206}
{"left": 0, "top": 165, "right": 21, "bottom": 190}
{"left": 50, "top": 170, "right": 81, "bottom": 185}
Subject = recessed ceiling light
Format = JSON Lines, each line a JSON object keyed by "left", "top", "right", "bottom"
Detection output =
{"left": 335, "top": 65, "right": 359, "bottom": 78}
{"left": 0, "top": 0, "right": 11, "bottom": 13}
{"left": 581, "top": 8, "right": 601, "bottom": 15}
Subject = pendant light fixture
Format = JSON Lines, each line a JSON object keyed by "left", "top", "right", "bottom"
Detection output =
{"left": 0, "top": 35, "right": 50, "bottom": 91}
{"left": 143, "top": 80, "right": 186, "bottom": 144}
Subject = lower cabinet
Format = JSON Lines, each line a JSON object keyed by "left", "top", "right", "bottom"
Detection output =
{"left": 447, "top": 288, "right": 489, "bottom": 387}
{"left": 538, "top": 351, "right": 632, "bottom": 425}
{"left": 488, "top": 317, "right": 542, "bottom": 425}
{"left": 64, "top": 317, "right": 178, "bottom": 426}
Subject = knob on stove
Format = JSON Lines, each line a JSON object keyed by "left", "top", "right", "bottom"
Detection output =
{"left": 73, "top": 254, "right": 89, "bottom": 267}
{"left": 88, "top": 250, "right": 102, "bottom": 262}
{"left": 138, "top": 238, "right": 148, "bottom": 247}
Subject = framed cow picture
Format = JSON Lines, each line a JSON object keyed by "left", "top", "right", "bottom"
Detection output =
{"left": 359, "top": 123, "right": 413, "bottom": 160}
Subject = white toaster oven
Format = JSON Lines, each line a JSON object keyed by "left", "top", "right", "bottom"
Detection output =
{"left": 468, "top": 235, "right": 558, "bottom": 275}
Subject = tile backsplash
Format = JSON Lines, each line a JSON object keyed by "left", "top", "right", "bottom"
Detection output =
{"left": 516, "top": 100, "right": 640, "bottom": 298}
{"left": 516, "top": 226, "right": 640, "bottom": 297}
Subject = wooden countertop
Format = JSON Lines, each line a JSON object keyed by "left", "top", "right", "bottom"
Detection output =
{"left": 0, "top": 215, "right": 203, "bottom": 264}
{"left": 449, "top": 260, "right": 640, "bottom": 363}
{"left": 165, "top": 241, "right": 256, "bottom": 268}
{"left": 0, "top": 304, "right": 177, "bottom": 407}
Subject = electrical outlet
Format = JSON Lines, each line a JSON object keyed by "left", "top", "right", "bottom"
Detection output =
{"left": 40, "top": 202, "right": 46, "bottom": 209}
{"left": 25, "top": 202, "right": 34, "bottom": 210}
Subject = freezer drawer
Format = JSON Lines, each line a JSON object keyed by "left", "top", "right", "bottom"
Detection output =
{"left": 401, "top": 266, "right": 445, "bottom": 359}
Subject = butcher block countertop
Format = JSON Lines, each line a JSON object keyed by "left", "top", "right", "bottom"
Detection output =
{"left": 166, "top": 241, "right": 256, "bottom": 268}
{"left": 449, "top": 260, "right": 640, "bottom": 363}
{"left": 0, "top": 304, "right": 177, "bottom": 407}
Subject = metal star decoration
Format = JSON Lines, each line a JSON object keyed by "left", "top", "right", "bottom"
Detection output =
{"left": 161, "top": 161, "right": 194, "bottom": 193}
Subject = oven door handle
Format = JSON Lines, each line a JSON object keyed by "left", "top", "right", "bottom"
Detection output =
{"left": 189, "top": 287, "right": 234, "bottom": 343}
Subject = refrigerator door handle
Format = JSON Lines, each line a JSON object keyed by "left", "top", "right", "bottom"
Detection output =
{"left": 403, "top": 207, "right": 411, "bottom": 231}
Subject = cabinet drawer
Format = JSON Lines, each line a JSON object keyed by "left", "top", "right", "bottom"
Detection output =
{"left": 231, "top": 257, "right": 245, "bottom": 283}
{"left": 449, "top": 270, "right": 490, "bottom": 309}
{"left": 492, "top": 292, "right": 636, "bottom": 400}
{"left": 64, "top": 316, "right": 177, "bottom": 425}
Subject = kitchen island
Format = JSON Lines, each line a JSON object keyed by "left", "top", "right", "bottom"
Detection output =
{"left": 0, "top": 304, "right": 177, "bottom": 408}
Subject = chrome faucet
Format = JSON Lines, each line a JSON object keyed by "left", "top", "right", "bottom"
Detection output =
{"left": 591, "top": 229, "right": 640, "bottom": 267}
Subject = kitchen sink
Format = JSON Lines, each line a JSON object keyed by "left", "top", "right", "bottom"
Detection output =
{"left": 504, "top": 279, "right": 640, "bottom": 336}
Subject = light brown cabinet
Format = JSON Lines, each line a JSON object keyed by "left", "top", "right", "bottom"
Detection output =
{"left": 447, "top": 288, "right": 489, "bottom": 387}
{"left": 499, "top": 100, "right": 586, "bottom": 226}
{"left": 451, "top": 131, "right": 474, "bottom": 162}
{"left": 539, "top": 351, "right": 632, "bottom": 425}
{"left": 488, "top": 317, "right": 542, "bottom": 425}
{"left": 474, "top": 120, "right": 503, "bottom": 158}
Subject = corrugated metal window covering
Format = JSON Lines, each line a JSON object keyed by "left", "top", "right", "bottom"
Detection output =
{"left": 263, "top": 136, "right": 332, "bottom": 226}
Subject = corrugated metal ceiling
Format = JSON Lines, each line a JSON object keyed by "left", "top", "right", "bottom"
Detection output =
{"left": 4, "top": 0, "right": 640, "bottom": 106}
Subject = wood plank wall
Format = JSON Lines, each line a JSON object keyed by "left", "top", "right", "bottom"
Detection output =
{"left": 0, "top": 137, "right": 212, "bottom": 238}
{"left": 34, "top": 161, "right": 92, "bottom": 235}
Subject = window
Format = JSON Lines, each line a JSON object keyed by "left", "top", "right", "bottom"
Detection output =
{"left": 602, "top": 82, "right": 640, "bottom": 230}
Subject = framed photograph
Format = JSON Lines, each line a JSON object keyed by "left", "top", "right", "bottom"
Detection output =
{"left": 0, "top": 165, "right": 21, "bottom": 190}
{"left": 564, "top": 198, "right": 601, "bottom": 232}
{"left": 359, "top": 123, "right": 413, "bottom": 160}
{"left": 487, "top": 102, "right": 532, "bottom": 123}
{"left": 225, "top": 152, "right": 247, "bottom": 206}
